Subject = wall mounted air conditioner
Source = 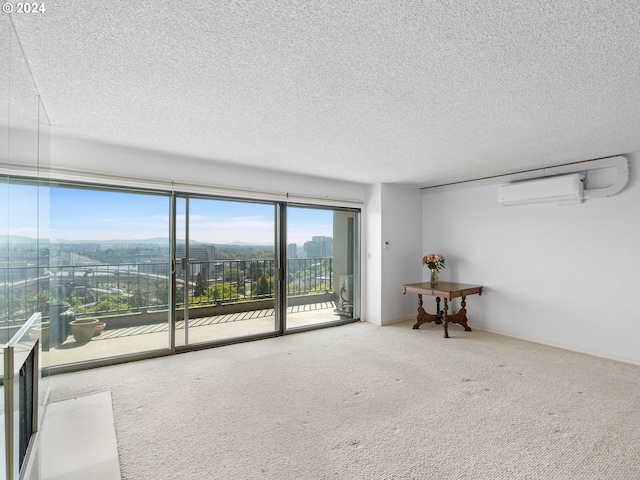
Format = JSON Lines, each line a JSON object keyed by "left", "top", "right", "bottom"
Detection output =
{"left": 498, "top": 173, "right": 585, "bottom": 206}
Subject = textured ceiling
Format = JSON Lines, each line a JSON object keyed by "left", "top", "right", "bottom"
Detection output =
{"left": 9, "top": 0, "right": 640, "bottom": 187}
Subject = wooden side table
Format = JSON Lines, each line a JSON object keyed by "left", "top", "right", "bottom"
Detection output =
{"left": 402, "top": 282, "right": 483, "bottom": 338}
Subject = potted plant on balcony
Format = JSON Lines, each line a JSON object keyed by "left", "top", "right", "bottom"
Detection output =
{"left": 69, "top": 317, "right": 99, "bottom": 344}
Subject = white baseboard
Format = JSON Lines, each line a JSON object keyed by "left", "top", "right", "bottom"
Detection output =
{"left": 471, "top": 324, "right": 640, "bottom": 367}
{"left": 381, "top": 315, "right": 415, "bottom": 326}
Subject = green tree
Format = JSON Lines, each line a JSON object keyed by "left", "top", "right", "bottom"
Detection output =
{"left": 156, "top": 284, "right": 169, "bottom": 306}
{"left": 212, "top": 285, "right": 218, "bottom": 303}
{"left": 91, "top": 294, "right": 128, "bottom": 314}
{"left": 250, "top": 264, "right": 264, "bottom": 282}
{"left": 204, "top": 284, "right": 238, "bottom": 303}
{"left": 253, "top": 274, "right": 271, "bottom": 297}
{"left": 194, "top": 271, "right": 207, "bottom": 297}
{"left": 129, "top": 285, "right": 149, "bottom": 309}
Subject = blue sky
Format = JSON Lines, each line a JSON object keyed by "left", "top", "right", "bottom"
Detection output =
{"left": 1, "top": 183, "right": 43, "bottom": 238}
{"left": 13, "top": 187, "right": 334, "bottom": 245}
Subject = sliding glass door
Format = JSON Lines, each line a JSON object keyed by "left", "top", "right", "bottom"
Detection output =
{"left": 285, "top": 206, "right": 358, "bottom": 330}
{"left": 175, "top": 196, "right": 277, "bottom": 347}
{"left": 46, "top": 185, "right": 172, "bottom": 367}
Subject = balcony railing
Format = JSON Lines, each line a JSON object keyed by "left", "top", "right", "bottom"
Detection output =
{"left": 0, "top": 257, "right": 333, "bottom": 324}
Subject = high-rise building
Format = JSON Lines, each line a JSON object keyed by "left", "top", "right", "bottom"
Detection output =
{"left": 310, "top": 236, "right": 333, "bottom": 257}
{"left": 303, "top": 240, "right": 322, "bottom": 258}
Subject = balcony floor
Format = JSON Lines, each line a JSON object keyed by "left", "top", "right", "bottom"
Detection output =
{"left": 43, "top": 301, "right": 351, "bottom": 368}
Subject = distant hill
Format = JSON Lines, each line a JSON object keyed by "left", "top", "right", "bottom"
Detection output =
{"left": 50, "top": 237, "right": 170, "bottom": 246}
{"left": 0, "top": 235, "right": 39, "bottom": 245}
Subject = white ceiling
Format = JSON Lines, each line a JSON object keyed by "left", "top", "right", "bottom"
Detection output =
{"left": 10, "top": 1, "right": 640, "bottom": 187}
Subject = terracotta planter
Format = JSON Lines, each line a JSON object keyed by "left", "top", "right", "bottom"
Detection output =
{"left": 93, "top": 321, "right": 106, "bottom": 336}
{"left": 69, "top": 318, "right": 98, "bottom": 344}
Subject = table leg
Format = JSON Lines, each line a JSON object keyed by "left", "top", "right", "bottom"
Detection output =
{"left": 443, "top": 298, "right": 449, "bottom": 338}
{"left": 442, "top": 297, "right": 471, "bottom": 338}
{"left": 459, "top": 296, "right": 472, "bottom": 331}
{"left": 446, "top": 296, "right": 472, "bottom": 333}
{"left": 412, "top": 293, "right": 441, "bottom": 329}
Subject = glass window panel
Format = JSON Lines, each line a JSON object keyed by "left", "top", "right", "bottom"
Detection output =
{"left": 1, "top": 183, "right": 40, "bottom": 342}
{"left": 176, "top": 198, "right": 275, "bottom": 346}
{"left": 46, "top": 186, "right": 171, "bottom": 366}
{"left": 286, "top": 206, "right": 359, "bottom": 330}
{"left": 175, "top": 197, "right": 276, "bottom": 347}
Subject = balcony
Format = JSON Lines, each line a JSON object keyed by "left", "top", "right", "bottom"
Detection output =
{"left": 1, "top": 258, "right": 354, "bottom": 367}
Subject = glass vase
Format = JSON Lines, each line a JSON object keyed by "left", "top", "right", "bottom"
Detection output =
{"left": 430, "top": 269, "right": 439, "bottom": 286}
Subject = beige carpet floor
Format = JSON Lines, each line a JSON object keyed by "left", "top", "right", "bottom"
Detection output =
{"left": 45, "top": 320, "right": 640, "bottom": 479}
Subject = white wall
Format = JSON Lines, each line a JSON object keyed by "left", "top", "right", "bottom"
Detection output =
{"left": 364, "top": 183, "right": 422, "bottom": 325}
{"left": 421, "top": 152, "right": 640, "bottom": 364}
{"left": 381, "top": 184, "right": 422, "bottom": 324}
{"left": 363, "top": 183, "right": 382, "bottom": 325}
